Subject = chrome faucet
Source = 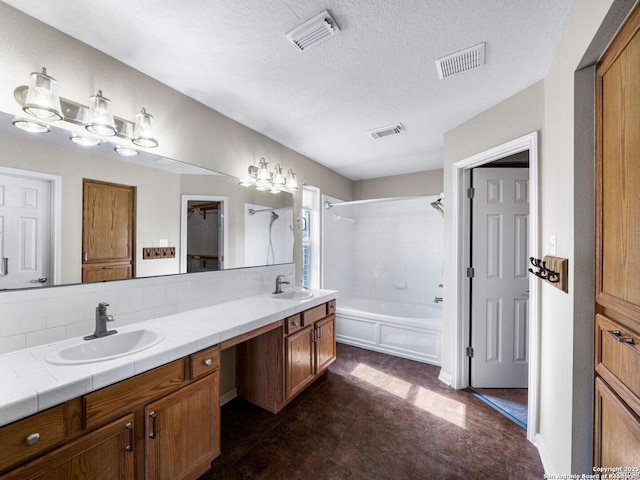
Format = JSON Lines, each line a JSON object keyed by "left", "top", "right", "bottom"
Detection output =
{"left": 434, "top": 297, "right": 444, "bottom": 304}
{"left": 273, "top": 274, "right": 290, "bottom": 294}
{"left": 84, "top": 302, "right": 117, "bottom": 340}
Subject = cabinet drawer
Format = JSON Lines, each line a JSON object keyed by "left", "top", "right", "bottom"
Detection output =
{"left": 328, "top": 299, "right": 336, "bottom": 315}
{"left": 84, "top": 359, "right": 186, "bottom": 429}
{"left": 302, "top": 304, "right": 327, "bottom": 326}
{"left": 190, "top": 345, "right": 220, "bottom": 379}
{"left": 285, "top": 314, "right": 302, "bottom": 335}
{"left": 0, "top": 405, "right": 65, "bottom": 473}
{"left": 596, "top": 314, "right": 640, "bottom": 415}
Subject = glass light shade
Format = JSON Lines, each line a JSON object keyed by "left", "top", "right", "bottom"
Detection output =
{"left": 12, "top": 117, "right": 50, "bottom": 134}
{"left": 271, "top": 164, "right": 286, "bottom": 189}
{"left": 86, "top": 90, "right": 117, "bottom": 137}
{"left": 254, "top": 179, "right": 271, "bottom": 191}
{"left": 114, "top": 145, "right": 139, "bottom": 156}
{"left": 239, "top": 165, "right": 258, "bottom": 187}
{"left": 70, "top": 133, "right": 101, "bottom": 147}
{"left": 23, "top": 68, "right": 63, "bottom": 121}
{"left": 132, "top": 108, "right": 158, "bottom": 148}
{"left": 285, "top": 169, "right": 298, "bottom": 191}
{"left": 256, "top": 158, "right": 271, "bottom": 182}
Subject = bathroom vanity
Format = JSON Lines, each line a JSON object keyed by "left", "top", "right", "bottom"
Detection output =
{"left": 0, "top": 291, "right": 337, "bottom": 480}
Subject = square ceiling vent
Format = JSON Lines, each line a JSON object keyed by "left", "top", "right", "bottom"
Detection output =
{"left": 435, "top": 42, "right": 486, "bottom": 79}
{"left": 368, "top": 123, "right": 405, "bottom": 139}
{"left": 286, "top": 10, "right": 340, "bottom": 52}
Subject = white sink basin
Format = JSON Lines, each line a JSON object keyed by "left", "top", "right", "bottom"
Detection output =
{"left": 45, "top": 328, "right": 166, "bottom": 365}
{"left": 270, "top": 290, "right": 314, "bottom": 301}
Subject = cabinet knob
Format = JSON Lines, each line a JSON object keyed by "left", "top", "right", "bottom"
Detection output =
{"left": 25, "top": 433, "right": 40, "bottom": 446}
{"left": 204, "top": 359, "right": 212, "bottom": 366}
{"left": 292, "top": 322, "right": 299, "bottom": 327}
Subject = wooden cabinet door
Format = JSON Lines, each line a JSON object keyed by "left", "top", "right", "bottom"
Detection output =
{"left": 82, "top": 179, "right": 135, "bottom": 282}
{"left": 0, "top": 414, "right": 134, "bottom": 480}
{"left": 286, "top": 325, "right": 315, "bottom": 399}
{"left": 594, "top": 378, "right": 640, "bottom": 467}
{"left": 315, "top": 315, "right": 336, "bottom": 373}
{"left": 145, "top": 374, "right": 220, "bottom": 480}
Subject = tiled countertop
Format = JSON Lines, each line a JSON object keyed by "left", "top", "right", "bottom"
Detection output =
{"left": 0, "top": 289, "right": 337, "bottom": 427}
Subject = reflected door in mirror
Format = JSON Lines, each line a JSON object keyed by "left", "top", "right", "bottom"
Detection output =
{"left": 82, "top": 179, "right": 135, "bottom": 283}
{"left": 0, "top": 171, "right": 52, "bottom": 289}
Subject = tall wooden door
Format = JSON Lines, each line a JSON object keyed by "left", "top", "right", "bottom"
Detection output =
{"left": 82, "top": 179, "right": 135, "bottom": 283}
{"left": 595, "top": 4, "right": 640, "bottom": 468}
{"left": 470, "top": 167, "right": 529, "bottom": 388}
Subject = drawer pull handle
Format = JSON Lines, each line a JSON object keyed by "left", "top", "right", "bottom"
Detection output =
{"left": 204, "top": 359, "right": 212, "bottom": 366}
{"left": 25, "top": 433, "right": 40, "bottom": 446}
{"left": 125, "top": 422, "right": 134, "bottom": 452}
{"left": 149, "top": 411, "right": 157, "bottom": 439}
{"left": 607, "top": 330, "right": 635, "bottom": 344}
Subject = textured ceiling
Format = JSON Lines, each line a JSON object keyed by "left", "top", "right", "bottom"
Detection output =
{"left": 2, "top": 0, "right": 574, "bottom": 180}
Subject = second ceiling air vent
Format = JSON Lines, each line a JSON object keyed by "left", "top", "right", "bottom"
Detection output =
{"left": 368, "top": 123, "right": 405, "bottom": 139}
{"left": 435, "top": 42, "right": 486, "bottom": 79}
{"left": 286, "top": 10, "right": 340, "bottom": 52}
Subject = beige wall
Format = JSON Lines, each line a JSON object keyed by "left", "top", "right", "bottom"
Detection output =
{"left": 353, "top": 169, "right": 443, "bottom": 200}
{"left": 442, "top": 0, "right": 619, "bottom": 474}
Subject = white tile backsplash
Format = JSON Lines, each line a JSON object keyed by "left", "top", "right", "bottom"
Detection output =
{"left": 0, "top": 264, "right": 294, "bottom": 354}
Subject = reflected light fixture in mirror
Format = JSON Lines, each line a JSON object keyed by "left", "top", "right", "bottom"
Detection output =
{"left": 114, "top": 145, "right": 139, "bottom": 156}
{"left": 70, "top": 133, "right": 101, "bottom": 147}
{"left": 12, "top": 117, "right": 50, "bottom": 133}
{"left": 239, "top": 157, "right": 298, "bottom": 194}
{"left": 22, "top": 68, "right": 63, "bottom": 121}
{"left": 85, "top": 90, "right": 117, "bottom": 137}
{"left": 132, "top": 108, "right": 158, "bottom": 148}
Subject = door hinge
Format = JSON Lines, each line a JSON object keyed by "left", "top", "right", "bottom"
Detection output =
{"left": 466, "top": 267, "right": 475, "bottom": 278}
{"left": 467, "top": 187, "right": 475, "bottom": 198}
{"left": 466, "top": 346, "right": 474, "bottom": 358}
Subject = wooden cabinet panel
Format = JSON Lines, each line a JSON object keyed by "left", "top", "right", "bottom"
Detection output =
{"left": 315, "top": 314, "right": 336, "bottom": 373}
{"left": 302, "top": 304, "right": 326, "bottom": 326}
{"left": 0, "top": 405, "right": 65, "bottom": 474}
{"left": 190, "top": 345, "right": 220, "bottom": 380}
{"left": 594, "top": 378, "right": 640, "bottom": 468}
{"left": 81, "top": 263, "right": 132, "bottom": 283}
{"left": 0, "top": 414, "right": 135, "bottom": 480}
{"left": 84, "top": 359, "right": 186, "bottom": 429}
{"left": 286, "top": 325, "right": 315, "bottom": 399}
{"left": 236, "top": 326, "right": 285, "bottom": 413}
{"left": 145, "top": 375, "right": 220, "bottom": 480}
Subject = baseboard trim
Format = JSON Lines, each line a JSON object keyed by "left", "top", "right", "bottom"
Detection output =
{"left": 220, "top": 387, "right": 237, "bottom": 406}
{"left": 534, "top": 433, "right": 554, "bottom": 474}
{"left": 438, "top": 369, "right": 452, "bottom": 387}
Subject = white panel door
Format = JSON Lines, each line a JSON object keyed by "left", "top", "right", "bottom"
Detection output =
{"left": 0, "top": 174, "right": 52, "bottom": 289}
{"left": 471, "top": 167, "right": 529, "bottom": 388}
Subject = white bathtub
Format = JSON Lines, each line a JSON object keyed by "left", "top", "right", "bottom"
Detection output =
{"left": 336, "top": 296, "right": 442, "bottom": 365}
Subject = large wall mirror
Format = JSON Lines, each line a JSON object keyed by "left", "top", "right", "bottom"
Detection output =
{"left": 0, "top": 111, "right": 293, "bottom": 291}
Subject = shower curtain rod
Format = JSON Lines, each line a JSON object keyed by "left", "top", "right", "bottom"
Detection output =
{"left": 247, "top": 208, "right": 278, "bottom": 215}
{"left": 324, "top": 195, "right": 432, "bottom": 209}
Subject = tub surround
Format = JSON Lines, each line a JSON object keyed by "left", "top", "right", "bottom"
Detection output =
{"left": 0, "top": 288, "right": 337, "bottom": 428}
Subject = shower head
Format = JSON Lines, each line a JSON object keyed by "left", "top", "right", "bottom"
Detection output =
{"left": 430, "top": 197, "right": 444, "bottom": 217}
{"left": 271, "top": 211, "right": 279, "bottom": 221}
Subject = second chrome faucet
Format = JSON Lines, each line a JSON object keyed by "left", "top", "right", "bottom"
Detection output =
{"left": 84, "top": 302, "right": 116, "bottom": 340}
{"left": 273, "top": 275, "right": 290, "bottom": 294}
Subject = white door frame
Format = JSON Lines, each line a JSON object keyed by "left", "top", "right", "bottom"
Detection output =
{"left": 180, "top": 195, "right": 228, "bottom": 273}
{"left": 451, "top": 132, "right": 539, "bottom": 442}
{"left": 0, "top": 166, "right": 61, "bottom": 286}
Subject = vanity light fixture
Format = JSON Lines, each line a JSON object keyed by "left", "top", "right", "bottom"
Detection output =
{"left": 114, "top": 145, "right": 139, "bottom": 156}
{"left": 22, "top": 68, "right": 63, "bottom": 121}
{"left": 86, "top": 90, "right": 117, "bottom": 137}
{"left": 14, "top": 67, "right": 160, "bottom": 150}
{"left": 239, "top": 158, "right": 298, "bottom": 194}
{"left": 132, "top": 108, "right": 158, "bottom": 148}
{"left": 12, "top": 117, "right": 50, "bottom": 133}
{"left": 70, "top": 133, "right": 101, "bottom": 147}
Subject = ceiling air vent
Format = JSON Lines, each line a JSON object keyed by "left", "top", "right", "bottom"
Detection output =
{"left": 435, "top": 42, "right": 486, "bottom": 79}
{"left": 368, "top": 123, "right": 405, "bottom": 139}
{"left": 286, "top": 10, "right": 340, "bottom": 52}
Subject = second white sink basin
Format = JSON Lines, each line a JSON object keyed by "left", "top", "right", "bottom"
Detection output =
{"left": 45, "top": 327, "right": 166, "bottom": 365}
{"left": 270, "top": 290, "right": 314, "bottom": 301}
